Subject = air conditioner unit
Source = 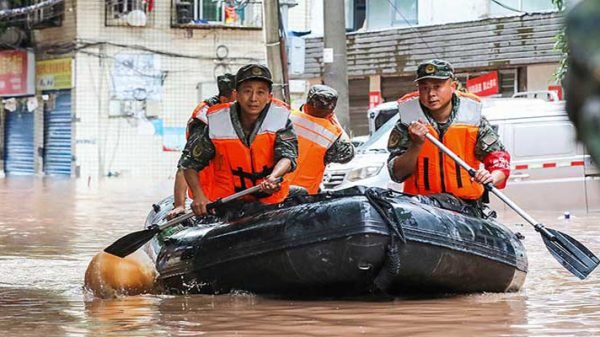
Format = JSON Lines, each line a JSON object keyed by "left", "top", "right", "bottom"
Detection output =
{"left": 126, "top": 9, "right": 147, "bottom": 26}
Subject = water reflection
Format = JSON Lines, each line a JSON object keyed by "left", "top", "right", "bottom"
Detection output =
{"left": 0, "top": 178, "right": 599, "bottom": 336}
{"left": 83, "top": 296, "right": 165, "bottom": 336}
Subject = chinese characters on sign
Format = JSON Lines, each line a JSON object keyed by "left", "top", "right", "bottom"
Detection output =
{"left": 36, "top": 58, "right": 72, "bottom": 90}
{"left": 0, "top": 50, "right": 35, "bottom": 97}
{"left": 369, "top": 91, "right": 382, "bottom": 109}
{"left": 466, "top": 71, "right": 499, "bottom": 97}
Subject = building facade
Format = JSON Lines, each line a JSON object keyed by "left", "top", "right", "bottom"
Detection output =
{"left": 0, "top": 0, "right": 265, "bottom": 179}
{"left": 290, "top": 0, "right": 563, "bottom": 136}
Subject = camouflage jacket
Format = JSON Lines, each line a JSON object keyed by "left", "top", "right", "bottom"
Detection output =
{"left": 324, "top": 130, "right": 355, "bottom": 165}
{"left": 386, "top": 94, "right": 506, "bottom": 182}
{"left": 178, "top": 101, "right": 298, "bottom": 172}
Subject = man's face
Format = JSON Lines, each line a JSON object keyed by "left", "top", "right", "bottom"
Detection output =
{"left": 417, "top": 78, "right": 456, "bottom": 112}
{"left": 237, "top": 80, "right": 272, "bottom": 117}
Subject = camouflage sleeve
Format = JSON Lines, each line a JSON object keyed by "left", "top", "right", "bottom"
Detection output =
{"left": 475, "top": 116, "right": 506, "bottom": 162}
{"left": 324, "top": 130, "right": 355, "bottom": 165}
{"left": 386, "top": 120, "right": 412, "bottom": 182}
{"left": 386, "top": 120, "right": 411, "bottom": 164}
{"left": 177, "top": 125, "right": 216, "bottom": 172}
{"left": 274, "top": 118, "right": 299, "bottom": 172}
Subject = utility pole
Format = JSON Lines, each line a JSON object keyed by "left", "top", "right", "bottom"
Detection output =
{"left": 323, "top": 0, "right": 350, "bottom": 130}
{"left": 263, "top": 0, "right": 288, "bottom": 102}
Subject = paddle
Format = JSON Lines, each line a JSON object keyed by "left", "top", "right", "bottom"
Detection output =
{"left": 422, "top": 131, "right": 599, "bottom": 279}
{"left": 104, "top": 179, "right": 281, "bottom": 258}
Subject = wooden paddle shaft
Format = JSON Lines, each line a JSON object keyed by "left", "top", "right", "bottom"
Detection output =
{"left": 157, "top": 178, "right": 281, "bottom": 231}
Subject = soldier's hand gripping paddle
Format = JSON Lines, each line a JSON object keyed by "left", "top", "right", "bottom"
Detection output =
{"left": 104, "top": 180, "right": 279, "bottom": 258}
{"left": 423, "top": 131, "right": 599, "bottom": 279}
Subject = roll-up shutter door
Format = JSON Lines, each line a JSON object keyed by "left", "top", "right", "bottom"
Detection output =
{"left": 44, "top": 91, "right": 72, "bottom": 176}
{"left": 4, "top": 103, "right": 35, "bottom": 175}
{"left": 349, "top": 78, "right": 369, "bottom": 136}
{"left": 382, "top": 76, "right": 415, "bottom": 102}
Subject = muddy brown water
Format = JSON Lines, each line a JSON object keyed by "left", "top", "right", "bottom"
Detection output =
{"left": 1, "top": 177, "right": 599, "bottom": 336}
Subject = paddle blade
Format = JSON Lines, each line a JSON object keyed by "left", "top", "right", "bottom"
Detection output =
{"left": 541, "top": 228, "right": 600, "bottom": 279}
{"left": 104, "top": 227, "right": 161, "bottom": 258}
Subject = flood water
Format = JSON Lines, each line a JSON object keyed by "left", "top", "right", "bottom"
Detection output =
{"left": 1, "top": 177, "right": 599, "bottom": 337}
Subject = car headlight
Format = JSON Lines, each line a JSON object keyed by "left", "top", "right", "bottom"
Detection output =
{"left": 346, "top": 165, "right": 383, "bottom": 182}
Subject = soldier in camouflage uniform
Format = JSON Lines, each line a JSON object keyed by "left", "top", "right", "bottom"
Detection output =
{"left": 167, "top": 73, "right": 237, "bottom": 220}
{"left": 387, "top": 59, "right": 511, "bottom": 203}
{"left": 287, "top": 85, "right": 355, "bottom": 194}
{"left": 564, "top": 0, "right": 600, "bottom": 165}
{"left": 180, "top": 64, "right": 298, "bottom": 215}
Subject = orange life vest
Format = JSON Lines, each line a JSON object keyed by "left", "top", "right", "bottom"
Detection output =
{"left": 204, "top": 100, "right": 291, "bottom": 204}
{"left": 287, "top": 110, "right": 344, "bottom": 194}
{"left": 186, "top": 101, "right": 212, "bottom": 199}
{"left": 399, "top": 95, "right": 485, "bottom": 200}
{"left": 186, "top": 101, "right": 211, "bottom": 139}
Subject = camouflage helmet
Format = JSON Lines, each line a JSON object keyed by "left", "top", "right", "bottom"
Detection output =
{"left": 216, "top": 73, "right": 235, "bottom": 96}
{"left": 306, "top": 84, "right": 338, "bottom": 110}
{"left": 235, "top": 64, "right": 273, "bottom": 89}
{"left": 415, "top": 59, "right": 455, "bottom": 82}
{"left": 565, "top": 0, "right": 600, "bottom": 164}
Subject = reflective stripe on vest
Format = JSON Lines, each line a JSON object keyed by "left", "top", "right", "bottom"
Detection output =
{"left": 400, "top": 96, "right": 485, "bottom": 200}
{"left": 192, "top": 101, "right": 210, "bottom": 124}
{"left": 206, "top": 101, "right": 291, "bottom": 204}
{"left": 288, "top": 110, "right": 343, "bottom": 194}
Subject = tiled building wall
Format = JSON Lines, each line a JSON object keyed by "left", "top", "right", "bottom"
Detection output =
{"left": 68, "top": 1, "right": 265, "bottom": 180}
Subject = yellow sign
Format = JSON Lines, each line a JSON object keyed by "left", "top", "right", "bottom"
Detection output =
{"left": 36, "top": 58, "right": 72, "bottom": 90}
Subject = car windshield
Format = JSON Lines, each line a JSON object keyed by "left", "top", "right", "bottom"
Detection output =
{"left": 358, "top": 114, "right": 399, "bottom": 153}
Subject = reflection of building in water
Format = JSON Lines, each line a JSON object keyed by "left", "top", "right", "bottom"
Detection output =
{"left": 0, "top": 0, "right": 265, "bottom": 179}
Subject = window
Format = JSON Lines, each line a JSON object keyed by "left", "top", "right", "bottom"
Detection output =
{"left": 490, "top": 0, "right": 555, "bottom": 17}
{"left": 366, "top": 0, "right": 417, "bottom": 30}
{"left": 391, "top": 0, "right": 417, "bottom": 26}
{"left": 513, "top": 123, "right": 576, "bottom": 158}
{"left": 172, "top": 0, "right": 262, "bottom": 28}
{"left": 345, "top": 0, "right": 366, "bottom": 32}
{"left": 105, "top": 0, "right": 150, "bottom": 27}
{"left": 2, "top": 0, "right": 64, "bottom": 29}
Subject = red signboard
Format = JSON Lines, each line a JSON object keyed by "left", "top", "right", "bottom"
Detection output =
{"left": 548, "top": 85, "right": 563, "bottom": 100}
{"left": 369, "top": 91, "right": 382, "bottom": 109}
{"left": 466, "top": 71, "right": 499, "bottom": 97}
{"left": 0, "top": 50, "right": 35, "bottom": 97}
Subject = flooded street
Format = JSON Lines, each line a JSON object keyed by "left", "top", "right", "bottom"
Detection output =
{"left": 1, "top": 177, "right": 599, "bottom": 337}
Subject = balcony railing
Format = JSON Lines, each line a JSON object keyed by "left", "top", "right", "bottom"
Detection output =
{"left": 0, "top": 0, "right": 64, "bottom": 29}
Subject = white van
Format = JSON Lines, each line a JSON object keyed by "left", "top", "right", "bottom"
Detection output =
{"left": 322, "top": 98, "right": 600, "bottom": 213}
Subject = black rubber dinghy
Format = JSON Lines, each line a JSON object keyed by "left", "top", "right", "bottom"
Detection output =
{"left": 145, "top": 187, "right": 528, "bottom": 297}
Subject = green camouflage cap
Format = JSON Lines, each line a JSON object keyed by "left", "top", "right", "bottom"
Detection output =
{"left": 235, "top": 64, "right": 273, "bottom": 88}
{"left": 307, "top": 84, "right": 338, "bottom": 110}
{"left": 565, "top": 0, "right": 600, "bottom": 164}
{"left": 415, "top": 59, "right": 455, "bottom": 82}
{"left": 217, "top": 73, "right": 235, "bottom": 96}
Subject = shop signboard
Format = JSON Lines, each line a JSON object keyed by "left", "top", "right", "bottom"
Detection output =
{"left": 466, "top": 71, "right": 499, "bottom": 97}
{"left": 36, "top": 58, "right": 72, "bottom": 90}
{"left": 0, "top": 49, "right": 35, "bottom": 97}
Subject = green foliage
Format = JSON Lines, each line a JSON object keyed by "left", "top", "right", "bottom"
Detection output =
{"left": 551, "top": 0, "right": 564, "bottom": 10}
{"left": 551, "top": 0, "right": 567, "bottom": 82}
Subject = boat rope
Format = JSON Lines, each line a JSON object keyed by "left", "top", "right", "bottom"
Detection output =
{"left": 365, "top": 188, "right": 406, "bottom": 243}
{"left": 365, "top": 188, "right": 405, "bottom": 294}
